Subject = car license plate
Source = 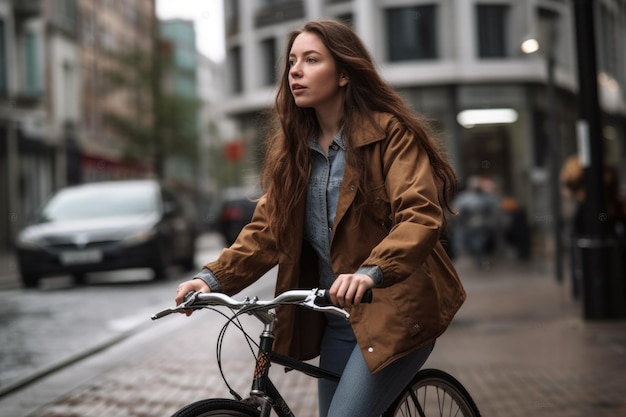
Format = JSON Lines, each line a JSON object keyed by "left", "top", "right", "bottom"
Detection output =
{"left": 60, "top": 249, "right": 103, "bottom": 265}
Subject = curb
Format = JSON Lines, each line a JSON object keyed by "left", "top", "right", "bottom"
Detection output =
{"left": 0, "top": 319, "right": 152, "bottom": 399}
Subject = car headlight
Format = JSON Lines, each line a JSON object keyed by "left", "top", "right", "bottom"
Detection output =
{"left": 123, "top": 228, "right": 157, "bottom": 246}
{"left": 16, "top": 232, "right": 42, "bottom": 250}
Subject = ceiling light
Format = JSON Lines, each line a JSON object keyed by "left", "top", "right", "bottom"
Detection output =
{"left": 457, "top": 109, "right": 519, "bottom": 127}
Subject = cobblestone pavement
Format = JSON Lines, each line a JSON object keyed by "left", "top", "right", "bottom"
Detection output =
{"left": 8, "top": 258, "right": 626, "bottom": 417}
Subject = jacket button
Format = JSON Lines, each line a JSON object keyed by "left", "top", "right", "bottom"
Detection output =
{"left": 368, "top": 347, "right": 374, "bottom": 353}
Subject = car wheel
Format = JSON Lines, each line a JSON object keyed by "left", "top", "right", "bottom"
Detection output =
{"left": 21, "top": 273, "right": 40, "bottom": 289}
{"left": 179, "top": 254, "right": 196, "bottom": 271}
{"left": 152, "top": 260, "right": 168, "bottom": 280}
{"left": 178, "top": 239, "right": 197, "bottom": 271}
{"left": 152, "top": 242, "right": 171, "bottom": 281}
{"left": 73, "top": 273, "right": 87, "bottom": 286}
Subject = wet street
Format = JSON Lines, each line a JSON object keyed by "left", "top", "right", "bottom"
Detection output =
{"left": 0, "top": 234, "right": 224, "bottom": 392}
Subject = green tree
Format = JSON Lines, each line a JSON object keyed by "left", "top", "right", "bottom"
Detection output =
{"left": 103, "top": 39, "right": 200, "bottom": 179}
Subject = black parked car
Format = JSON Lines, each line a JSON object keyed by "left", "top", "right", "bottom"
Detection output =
{"left": 16, "top": 180, "right": 199, "bottom": 288}
{"left": 216, "top": 187, "right": 259, "bottom": 246}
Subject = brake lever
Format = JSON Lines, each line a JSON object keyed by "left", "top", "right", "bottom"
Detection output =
{"left": 302, "top": 290, "right": 350, "bottom": 319}
{"left": 151, "top": 291, "right": 201, "bottom": 320}
{"left": 151, "top": 308, "right": 176, "bottom": 320}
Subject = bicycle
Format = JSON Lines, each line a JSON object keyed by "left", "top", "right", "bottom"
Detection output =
{"left": 152, "top": 288, "right": 481, "bottom": 417}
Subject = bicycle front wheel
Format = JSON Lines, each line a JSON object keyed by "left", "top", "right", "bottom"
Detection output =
{"left": 171, "top": 398, "right": 260, "bottom": 417}
{"left": 384, "top": 368, "right": 481, "bottom": 417}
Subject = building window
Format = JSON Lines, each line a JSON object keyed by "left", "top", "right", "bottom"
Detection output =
{"left": 51, "top": 0, "right": 78, "bottom": 35}
{"left": 81, "top": 13, "right": 97, "bottom": 46}
{"left": 596, "top": 2, "right": 622, "bottom": 86}
{"left": 0, "top": 20, "right": 6, "bottom": 96}
{"left": 24, "top": 31, "right": 40, "bottom": 96}
{"left": 255, "top": 0, "right": 304, "bottom": 28}
{"left": 476, "top": 4, "right": 509, "bottom": 58}
{"left": 229, "top": 46, "right": 243, "bottom": 94}
{"left": 386, "top": 5, "right": 437, "bottom": 62}
{"left": 225, "top": 0, "right": 240, "bottom": 35}
{"left": 336, "top": 13, "right": 353, "bottom": 27}
{"left": 260, "top": 38, "right": 277, "bottom": 86}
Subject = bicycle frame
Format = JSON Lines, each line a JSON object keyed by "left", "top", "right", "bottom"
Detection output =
{"left": 245, "top": 304, "right": 341, "bottom": 417}
{"left": 151, "top": 289, "right": 347, "bottom": 417}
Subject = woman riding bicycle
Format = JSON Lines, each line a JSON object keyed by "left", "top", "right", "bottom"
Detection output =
{"left": 175, "top": 19, "right": 466, "bottom": 417}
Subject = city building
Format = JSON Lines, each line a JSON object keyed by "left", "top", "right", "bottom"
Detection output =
{"left": 0, "top": 0, "right": 218, "bottom": 252}
{"left": 0, "top": 0, "right": 82, "bottom": 251}
{"left": 76, "top": 0, "right": 155, "bottom": 182}
{"left": 220, "top": 0, "right": 626, "bottom": 260}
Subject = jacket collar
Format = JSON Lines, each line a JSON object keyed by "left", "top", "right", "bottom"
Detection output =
{"left": 350, "top": 112, "right": 389, "bottom": 148}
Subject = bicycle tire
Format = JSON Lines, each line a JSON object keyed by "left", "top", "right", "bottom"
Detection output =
{"left": 384, "top": 368, "right": 481, "bottom": 417}
{"left": 171, "top": 398, "right": 260, "bottom": 417}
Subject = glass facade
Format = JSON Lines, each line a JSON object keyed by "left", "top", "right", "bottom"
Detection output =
{"left": 386, "top": 5, "right": 437, "bottom": 61}
{"left": 229, "top": 46, "right": 243, "bottom": 94}
{"left": 260, "top": 37, "right": 277, "bottom": 86}
{"left": 23, "top": 31, "right": 39, "bottom": 96}
{"left": 476, "top": 4, "right": 509, "bottom": 58}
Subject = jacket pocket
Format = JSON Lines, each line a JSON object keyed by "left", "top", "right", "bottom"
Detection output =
{"left": 388, "top": 271, "right": 428, "bottom": 338}
{"left": 367, "top": 184, "right": 392, "bottom": 232}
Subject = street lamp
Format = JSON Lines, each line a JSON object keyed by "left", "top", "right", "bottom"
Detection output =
{"left": 520, "top": 38, "right": 539, "bottom": 55}
{"left": 521, "top": 31, "right": 564, "bottom": 284}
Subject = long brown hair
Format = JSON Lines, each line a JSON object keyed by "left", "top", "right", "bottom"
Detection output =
{"left": 261, "top": 20, "right": 457, "bottom": 250}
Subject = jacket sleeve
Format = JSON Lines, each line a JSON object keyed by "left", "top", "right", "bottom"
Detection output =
{"left": 203, "top": 195, "right": 280, "bottom": 295}
{"left": 361, "top": 118, "right": 444, "bottom": 287}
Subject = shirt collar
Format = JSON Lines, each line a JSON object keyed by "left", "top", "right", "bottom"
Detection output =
{"left": 308, "top": 128, "right": 345, "bottom": 151}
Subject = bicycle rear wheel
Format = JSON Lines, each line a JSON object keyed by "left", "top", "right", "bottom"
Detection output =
{"left": 384, "top": 368, "right": 481, "bottom": 417}
{"left": 171, "top": 398, "right": 260, "bottom": 417}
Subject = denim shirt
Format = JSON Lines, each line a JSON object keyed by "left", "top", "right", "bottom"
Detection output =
{"left": 304, "top": 131, "right": 346, "bottom": 289}
{"left": 304, "top": 132, "right": 383, "bottom": 289}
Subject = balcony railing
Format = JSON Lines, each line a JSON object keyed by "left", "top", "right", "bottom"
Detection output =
{"left": 255, "top": 1, "right": 304, "bottom": 28}
{"left": 12, "top": 0, "right": 41, "bottom": 17}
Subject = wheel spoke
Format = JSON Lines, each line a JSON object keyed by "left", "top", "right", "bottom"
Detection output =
{"left": 386, "top": 369, "right": 481, "bottom": 417}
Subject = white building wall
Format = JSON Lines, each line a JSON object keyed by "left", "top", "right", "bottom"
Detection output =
{"left": 226, "top": 0, "right": 581, "bottom": 111}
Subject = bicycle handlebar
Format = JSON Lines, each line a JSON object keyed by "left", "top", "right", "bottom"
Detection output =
{"left": 151, "top": 288, "right": 372, "bottom": 321}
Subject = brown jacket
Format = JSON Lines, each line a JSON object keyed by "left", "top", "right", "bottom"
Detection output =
{"left": 205, "top": 112, "right": 466, "bottom": 373}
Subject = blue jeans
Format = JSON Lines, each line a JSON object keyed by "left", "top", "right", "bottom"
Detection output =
{"left": 318, "top": 315, "right": 434, "bottom": 417}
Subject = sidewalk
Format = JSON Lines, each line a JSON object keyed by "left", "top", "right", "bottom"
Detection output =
{"left": 3, "top": 256, "right": 626, "bottom": 417}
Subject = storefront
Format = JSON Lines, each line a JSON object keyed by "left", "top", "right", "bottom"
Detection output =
{"left": 399, "top": 82, "right": 584, "bottom": 262}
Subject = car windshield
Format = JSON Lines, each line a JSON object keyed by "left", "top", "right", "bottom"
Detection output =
{"left": 40, "top": 184, "right": 158, "bottom": 222}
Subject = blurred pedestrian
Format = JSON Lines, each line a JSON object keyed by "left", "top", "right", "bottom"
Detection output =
{"left": 501, "top": 196, "right": 531, "bottom": 261}
{"left": 452, "top": 176, "right": 501, "bottom": 268}
{"left": 173, "top": 20, "right": 465, "bottom": 417}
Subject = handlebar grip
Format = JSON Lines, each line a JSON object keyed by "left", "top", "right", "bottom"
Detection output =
{"left": 315, "top": 289, "right": 373, "bottom": 307}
